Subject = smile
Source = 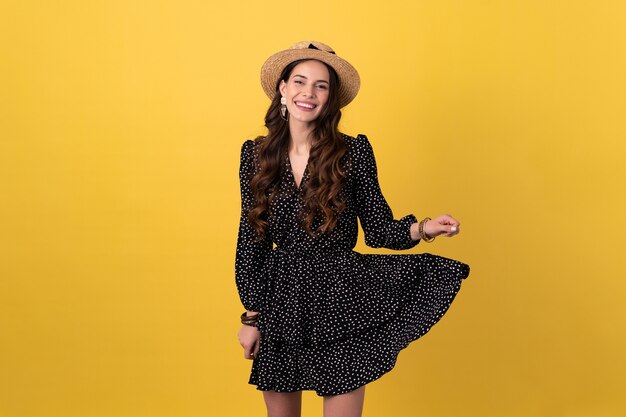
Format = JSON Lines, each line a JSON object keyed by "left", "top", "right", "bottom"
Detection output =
{"left": 294, "top": 101, "right": 317, "bottom": 111}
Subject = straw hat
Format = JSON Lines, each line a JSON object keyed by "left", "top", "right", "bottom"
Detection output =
{"left": 260, "top": 41, "right": 360, "bottom": 108}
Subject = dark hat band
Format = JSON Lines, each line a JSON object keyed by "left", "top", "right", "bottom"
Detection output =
{"left": 307, "top": 43, "right": 336, "bottom": 55}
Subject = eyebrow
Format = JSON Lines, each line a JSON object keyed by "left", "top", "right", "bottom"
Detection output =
{"left": 293, "top": 74, "right": 329, "bottom": 84}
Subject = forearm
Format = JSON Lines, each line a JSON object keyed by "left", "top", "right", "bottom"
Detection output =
{"left": 359, "top": 212, "right": 420, "bottom": 250}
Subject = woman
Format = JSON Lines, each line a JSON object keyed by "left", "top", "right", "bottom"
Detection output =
{"left": 235, "top": 41, "right": 470, "bottom": 417}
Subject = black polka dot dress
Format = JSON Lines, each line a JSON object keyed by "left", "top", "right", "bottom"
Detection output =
{"left": 235, "top": 133, "right": 470, "bottom": 397}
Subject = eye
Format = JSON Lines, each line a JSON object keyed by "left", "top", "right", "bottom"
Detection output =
{"left": 294, "top": 80, "right": 304, "bottom": 85}
{"left": 317, "top": 84, "right": 328, "bottom": 90}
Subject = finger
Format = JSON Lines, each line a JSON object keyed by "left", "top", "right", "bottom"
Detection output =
{"left": 244, "top": 345, "right": 253, "bottom": 360}
{"left": 434, "top": 214, "right": 449, "bottom": 225}
{"left": 439, "top": 224, "right": 456, "bottom": 236}
{"left": 446, "top": 225, "right": 460, "bottom": 237}
{"left": 442, "top": 217, "right": 460, "bottom": 229}
{"left": 248, "top": 339, "right": 260, "bottom": 360}
{"left": 437, "top": 216, "right": 452, "bottom": 225}
{"left": 248, "top": 351, "right": 256, "bottom": 360}
{"left": 438, "top": 215, "right": 458, "bottom": 226}
{"left": 446, "top": 218, "right": 460, "bottom": 227}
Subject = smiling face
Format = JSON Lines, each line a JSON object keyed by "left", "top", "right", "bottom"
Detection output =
{"left": 279, "top": 60, "right": 331, "bottom": 126}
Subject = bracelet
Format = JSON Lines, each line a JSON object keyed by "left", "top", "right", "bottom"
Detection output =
{"left": 418, "top": 217, "right": 435, "bottom": 243}
{"left": 241, "top": 311, "right": 259, "bottom": 327}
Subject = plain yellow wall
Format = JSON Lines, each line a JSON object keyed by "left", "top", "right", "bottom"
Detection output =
{"left": 1, "top": 1, "right": 625, "bottom": 416}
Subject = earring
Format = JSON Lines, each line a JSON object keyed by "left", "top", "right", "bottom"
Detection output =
{"left": 280, "top": 96, "right": 288, "bottom": 121}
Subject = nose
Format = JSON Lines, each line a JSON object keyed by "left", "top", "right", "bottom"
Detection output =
{"left": 301, "top": 84, "right": 315, "bottom": 98}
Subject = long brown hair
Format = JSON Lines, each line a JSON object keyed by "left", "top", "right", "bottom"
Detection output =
{"left": 248, "top": 59, "right": 347, "bottom": 240}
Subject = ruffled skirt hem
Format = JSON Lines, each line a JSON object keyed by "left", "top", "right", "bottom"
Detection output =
{"left": 248, "top": 253, "right": 470, "bottom": 396}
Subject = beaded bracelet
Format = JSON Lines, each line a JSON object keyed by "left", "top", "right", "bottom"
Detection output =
{"left": 418, "top": 217, "right": 435, "bottom": 243}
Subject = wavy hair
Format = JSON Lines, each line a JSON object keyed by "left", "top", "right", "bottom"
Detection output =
{"left": 248, "top": 59, "right": 347, "bottom": 240}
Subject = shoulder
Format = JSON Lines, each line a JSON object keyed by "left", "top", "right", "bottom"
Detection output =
{"left": 240, "top": 136, "right": 267, "bottom": 162}
{"left": 239, "top": 137, "right": 266, "bottom": 176}
{"left": 341, "top": 132, "right": 372, "bottom": 147}
{"left": 241, "top": 137, "right": 264, "bottom": 154}
{"left": 340, "top": 132, "right": 375, "bottom": 161}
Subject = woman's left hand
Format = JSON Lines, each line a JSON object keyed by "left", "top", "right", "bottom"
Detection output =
{"left": 415, "top": 214, "right": 461, "bottom": 239}
{"left": 425, "top": 214, "right": 460, "bottom": 238}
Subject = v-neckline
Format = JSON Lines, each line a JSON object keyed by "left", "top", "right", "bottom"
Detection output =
{"left": 286, "top": 152, "right": 309, "bottom": 191}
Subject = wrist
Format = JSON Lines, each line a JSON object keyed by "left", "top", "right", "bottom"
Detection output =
{"left": 418, "top": 217, "right": 435, "bottom": 242}
{"left": 241, "top": 311, "right": 259, "bottom": 327}
{"left": 410, "top": 222, "right": 421, "bottom": 241}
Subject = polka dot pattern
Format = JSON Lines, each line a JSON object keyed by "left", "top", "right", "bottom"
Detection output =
{"left": 235, "top": 133, "right": 470, "bottom": 396}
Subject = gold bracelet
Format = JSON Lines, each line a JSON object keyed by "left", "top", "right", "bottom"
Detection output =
{"left": 419, "top": 217, "right": 435, "bottom": 242}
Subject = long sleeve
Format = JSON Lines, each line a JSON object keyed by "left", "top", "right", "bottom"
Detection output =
{"left": 353, "top": 134, "right": 420, "bottom": 250}
{"left": 234, "top": 140, "right": 273, "bottom": 312}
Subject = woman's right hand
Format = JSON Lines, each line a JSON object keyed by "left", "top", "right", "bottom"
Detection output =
{"left": 238, "top": 324, "right": 260, "bottom": 360}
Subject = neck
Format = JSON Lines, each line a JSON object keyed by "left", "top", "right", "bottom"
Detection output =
{"left": 288, "top": 119, "right": 315, "bottom": 151}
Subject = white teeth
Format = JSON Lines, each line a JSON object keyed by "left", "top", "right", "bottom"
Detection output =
{"left": 295, "top": 102, "right": 315, "bottom": 109}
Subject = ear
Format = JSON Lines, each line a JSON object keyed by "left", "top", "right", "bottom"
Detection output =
{"left": 279, "top": 80, "right": 286, "bottom": 97}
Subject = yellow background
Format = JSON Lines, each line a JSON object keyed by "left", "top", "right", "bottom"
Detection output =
{"left": 1, "top": 1, "right": 625, "bottom": 416}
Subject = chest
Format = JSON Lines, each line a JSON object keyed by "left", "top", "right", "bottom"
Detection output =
{"left": 288, "top": 152, "right": 308, "bottom": 190}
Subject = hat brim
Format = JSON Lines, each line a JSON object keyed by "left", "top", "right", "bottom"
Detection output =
{"left": 261, "top": 48, "right": 360, "bottom": 108}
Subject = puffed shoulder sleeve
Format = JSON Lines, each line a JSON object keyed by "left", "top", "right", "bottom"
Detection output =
{"left": 234, "top": 140, "right": 272, "bottom": 312}
{"left": 353, "top": 134, "right": 420, "bottom": 250}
